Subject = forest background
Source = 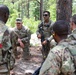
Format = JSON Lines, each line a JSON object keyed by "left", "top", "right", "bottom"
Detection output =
{"left": 0, "top": 0, "right": 76, "bottom": 33}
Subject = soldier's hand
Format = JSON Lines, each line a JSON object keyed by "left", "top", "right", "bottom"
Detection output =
{"left": 42, "top": 40, "right": 47, "bottom": 45}
{"left": 37, "top": 34, "right": 41, "bottom": 39}
{"left": 18, "top": 38, "right": 24, "bottom": 48}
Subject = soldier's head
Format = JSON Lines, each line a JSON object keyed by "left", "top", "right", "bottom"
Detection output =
{"left": 70, "top": 14, "right": 76, "bottom": 31}
{"left": 0, "top": 4, "right": 9, "bottom": 23}
{"left": 15, "top": 18, "right": 23, "bottom": 30}
{"left": 43, "top": 11, "right": 50, "bottom": 21}
{"left": 52, "top": 20, "right": 70, "bottom": 43}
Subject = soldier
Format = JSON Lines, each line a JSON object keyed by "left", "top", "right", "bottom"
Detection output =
{"left": 39, "top": 20, "right": 75, "bottom": 75}
{"left": 0, "top": 4, "right": 12, "bottom": 75}
{"left": 36, "top": 11, "right": 56, "bottom": 61}
{"left": 11, "top": 18, "right": 31, "bottom": 60}
{"left": 69, "top": 14, "right": 76, "bottom": 40}
{"left": 68, "top": 14, "right": 76, "bottom": 73}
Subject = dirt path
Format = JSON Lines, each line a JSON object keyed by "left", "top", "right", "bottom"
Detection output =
{"left": 11, "top": 46, "right": 43, "bottom": 75}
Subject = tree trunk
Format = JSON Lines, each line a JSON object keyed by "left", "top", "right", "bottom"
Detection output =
{"left": 56, "top": 0, "right": 72, "bottom": 22}
{"left": 27, "top": 0, "right": 30, "bottom": 18}
{"left": 40, "top": 0, "right": 43, "bottom": 21}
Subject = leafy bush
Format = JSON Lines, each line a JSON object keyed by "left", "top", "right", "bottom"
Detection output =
{"left": 23, "top": 17, "right": 40, "bottom": 33}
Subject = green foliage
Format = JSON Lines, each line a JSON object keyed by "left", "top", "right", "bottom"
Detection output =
{"left": 32, "top": 1, "right": 40, "bottom": 20}
{"left": 23, "top": 17, "right": 40, "bottom": 33}
{"left": 49, "top": 3, "right": 56, "bottom": 21}
{"left": 72, "top": 0, "right": 76, "bottom": 15}
{"left": 43, "top": 0, "right": 51, "bottom": 10}
{"left": 46, "top": 0, "right": 56, "bottom": 21}
{"left": 7, "top": 9, "right": 19, "bottom": 27}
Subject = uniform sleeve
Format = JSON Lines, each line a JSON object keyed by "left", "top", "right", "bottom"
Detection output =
{"left": 61, "top": 48, "right": 75, "bottom": 75}
{"left": 2, "top": 30, "right": 12, "bottom": 51}
{"left": 39, "top": 51, "right": 60, "bottom": 75}
{"left": 21, "top": 29, "right": 31, "bottom": 43}
{"left": 2, "top": 29, "right": 12, "bottom": 62}
{"left": 36, "top": 22, "right": 42, "bottom": 36}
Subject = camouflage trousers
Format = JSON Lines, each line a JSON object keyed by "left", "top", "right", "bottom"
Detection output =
{"left": 41, "top": 41, "right": 50, "bottom": 61}
{"left": 22, "top": 46, "right": 30, "bottom": 60}
{"left": 13, "top": 46, "right": 30, "bottom": 60}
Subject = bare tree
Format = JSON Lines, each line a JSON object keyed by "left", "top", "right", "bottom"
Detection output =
{"left": 56, "top": 0, "right": 72, "bottom": 22}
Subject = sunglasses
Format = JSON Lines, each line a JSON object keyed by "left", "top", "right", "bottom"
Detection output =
{"left": 43, "top": 14, "right": 48, "bottom": 16}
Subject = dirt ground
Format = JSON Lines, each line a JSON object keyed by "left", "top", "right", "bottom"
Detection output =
{"left": 11, "top": 46, "right": 43, "bottom": 75}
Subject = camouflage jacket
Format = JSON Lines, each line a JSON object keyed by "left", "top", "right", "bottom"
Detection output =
{"left": 36, "top": 20, "right": 53, "bottom": 40}
{"left": 68, "top": 28, "right": 76, "bottom": 40}
{"left": 0, "top": 21, "right": 11, "bottom": 73}
{"left": 13, "top": 25, "right": 31, "bottom": 46}
{"left": 39, "top": 39, "right": 75, "bottom": 75}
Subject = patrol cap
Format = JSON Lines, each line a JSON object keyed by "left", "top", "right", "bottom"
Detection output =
{"left": 52, "top": 20, "right": 69, "bottom": 35}
{"left": 16, "top": 18, "right": 22, "bottom": 23}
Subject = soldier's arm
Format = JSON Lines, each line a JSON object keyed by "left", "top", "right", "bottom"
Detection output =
{"left": 36, "top": 23, "right": 41, "bottom": 35}
{"left": 21, "top": 29, "right": 31, "bottom": 43}
{"left": 2, "top": 30, "right": 12, "bottom": 51}
{"left": 36, "top": 22, "right": 42, "bottom": 39}
{"left": 39, "top": 50, "right": 60, "bottom": 75}
{"left": 46, "top": 35, "right": 53, "bottom": 42}
{"left": 2, "top": 29, "right": 12, "bottom": 63}
{"left": 61, "top": 48, "right": 75, "bottom": 75}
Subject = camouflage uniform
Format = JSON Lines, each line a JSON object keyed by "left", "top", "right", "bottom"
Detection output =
{"left": 0, "top": 21, "right": 11, "bottom": 75}
{"left": 36, "top": 20, "right": 56, "bottom": 60}
{"left": 68, "top": 28, "right": 76, "bottom": 40}
{"left": 39, "top": 39, "right": 75, "bottom": 75}
{"left": 12, "top": 25, "right": 31, "bottom": 60}
{"left": 68, "top": 28, "right": 76, "bottom": 73}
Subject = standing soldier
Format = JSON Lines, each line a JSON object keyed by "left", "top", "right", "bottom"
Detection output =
{"left": 36, "top": 11, "right": 56, "bottom": 61}
{"left": 39, "top": 20, "right": 75, "bottom": 75}
{"left": 0, "top": 4, "right": 12, "bottom": 75}
{"left": 11, "top": 18, "right": 31, "bottom": 60}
